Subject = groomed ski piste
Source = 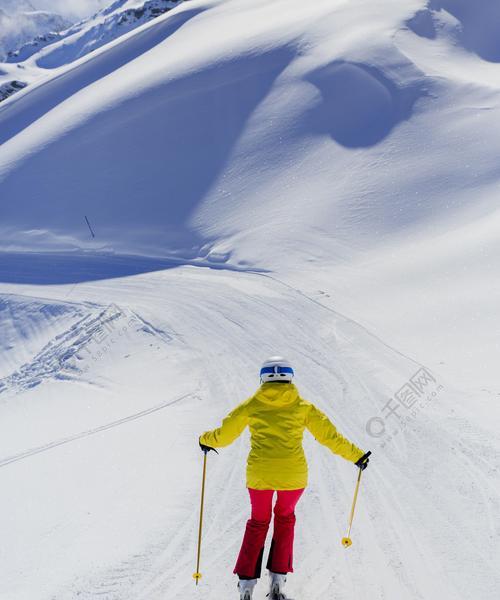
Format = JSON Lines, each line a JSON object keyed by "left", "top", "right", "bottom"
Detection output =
{"left": 1, "top": 1, "right": 500, "bottom": 599}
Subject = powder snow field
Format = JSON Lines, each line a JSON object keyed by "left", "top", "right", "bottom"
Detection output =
{"left": 1, "top": 0, "right": 500, "bottom": 599}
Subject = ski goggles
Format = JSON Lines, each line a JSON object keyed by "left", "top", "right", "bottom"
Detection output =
{"left": 260, "top": 366, "right": 294, "bottom": 377}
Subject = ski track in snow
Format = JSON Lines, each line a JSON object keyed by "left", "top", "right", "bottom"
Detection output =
{"left": 0, "top": 391, "right": 196, "bottom": 469}
{"left": 0, "top": 303, "right": 120, "bottom": 395}
{"left": 0, "top": 301, "right": 174, "bottom": 397}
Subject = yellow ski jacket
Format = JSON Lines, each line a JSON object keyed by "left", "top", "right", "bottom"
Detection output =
{"left": 199, "top": 383, "right": 365, "bottom": 490}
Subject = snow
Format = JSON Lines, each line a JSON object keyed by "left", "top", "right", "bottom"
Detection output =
{"left": 1, "top": 0, "right": 500, "bottom": 599}
{"left": 0, "top": 7, "right": 71, "bottom": 61}
{"left": 5, "top": 1, "right": 183, "bottom": 66}
{"left": 0, "top": 1, "right": 184, "bottom": 105}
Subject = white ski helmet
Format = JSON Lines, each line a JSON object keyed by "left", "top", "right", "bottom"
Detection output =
{"left": 260, "top": 356, "right": 294, "bottom": 383}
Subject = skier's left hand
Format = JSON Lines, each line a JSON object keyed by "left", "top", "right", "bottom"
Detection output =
{"left": 355, "top": 451, "right": 371, "bottom": 470}
{"left": 199, "top": 438, "right": 218, "bottom": 454}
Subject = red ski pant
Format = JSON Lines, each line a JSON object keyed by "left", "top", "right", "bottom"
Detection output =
{"left": 234, "top": 488, "right": 304, "bottom": 579}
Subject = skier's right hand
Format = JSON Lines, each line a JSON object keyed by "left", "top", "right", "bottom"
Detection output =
{"left": 199, "top": 437, "right": 218, "bottom": 454}
{"left": 355, "top": 451, "right": 371, "bottom": 470}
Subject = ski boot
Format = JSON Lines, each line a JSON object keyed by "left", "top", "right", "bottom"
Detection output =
{"left": 268, "top": 571, "right": 291, "bottom": 600}
{"left": 238, "top": 578, "right": 257, "bottom": 600}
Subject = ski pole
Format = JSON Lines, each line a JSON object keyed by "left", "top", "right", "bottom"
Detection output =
{"left": 341, "top": 451, "right": 370, "bottom": 548}
{"left": 193, "top": 450, "right": 208, "bottom": 584}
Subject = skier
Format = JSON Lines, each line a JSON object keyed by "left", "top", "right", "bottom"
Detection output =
{"left": 199, "top": 356, "right": 370, "bottom": 600}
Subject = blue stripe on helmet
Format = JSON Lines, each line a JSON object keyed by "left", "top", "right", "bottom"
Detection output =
{"left": 260, "top": 366, "right": 294, "bottom": 376}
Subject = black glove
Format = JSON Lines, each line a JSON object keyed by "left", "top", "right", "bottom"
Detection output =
{"left": 199, "top": 438, "right": 218, "bottom": 454}
{"left": 355, "top": 450, "right": 371, "bottom": 470}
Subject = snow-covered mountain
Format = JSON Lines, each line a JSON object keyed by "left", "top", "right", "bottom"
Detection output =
{"left": 6, "top": 0, "right": 184, "bottom": 65}
{"left": 0, "top": 0, "right": 184, "bottom": 104}
{"left": 0, "top": 6, "right": 70, "bottom": 61}
{"left": 1, "top": 1, "right": 499, "bottom": 599}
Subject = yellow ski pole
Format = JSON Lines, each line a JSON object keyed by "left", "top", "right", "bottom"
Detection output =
{"left": 342, "top": 451, "right": 370, "bottom": 548}
{"left": 193, "top": 450, "right": 208, "bottom": 584}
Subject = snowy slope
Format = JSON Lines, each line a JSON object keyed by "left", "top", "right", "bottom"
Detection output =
{"left": 1, "top": 0, "right": 500, "bottom": 599}
{"left": 1, "top": 268, "right": 498, "bottom": 600}
{"left": 1, "top": 0, "right": 500, "bottom": 385}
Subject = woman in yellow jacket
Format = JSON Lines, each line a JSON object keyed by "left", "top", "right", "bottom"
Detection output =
{"left": 199, "top": 356, "right": 370, "bottom": 600}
